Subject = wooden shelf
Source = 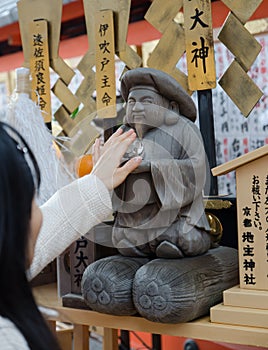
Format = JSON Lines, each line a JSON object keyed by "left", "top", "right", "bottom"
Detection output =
{"left": 33, "top": 283, "right": 268, "bottom": 350}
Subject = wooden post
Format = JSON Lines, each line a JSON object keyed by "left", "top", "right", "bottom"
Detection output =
{"left": 152, "top": 334, "right": 162, "bottom": 350}
{"left": 120, "top": 330, "right": 130, "bottom": 350}
{"left": 73, "top": 325, "right": 89, "bottom": 350}
{"left": 198, "top": 89, "right": 218, "bottom": 195}
{"left": 103, "top": 328, "right": 118, "bottom": 350}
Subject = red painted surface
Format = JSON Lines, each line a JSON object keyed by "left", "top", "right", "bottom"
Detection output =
{"left": 127, "top": 332, "right": 266, "bottom": 350}
{"left": 127, "top": 20, "right": 161, "bottom": 45}
{"left": 0, "top": 35, "right": 89, "bottom": 72}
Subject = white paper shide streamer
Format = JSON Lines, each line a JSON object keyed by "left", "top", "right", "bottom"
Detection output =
{"left": 6, "top": 67, "right": 73, "bottom": 205}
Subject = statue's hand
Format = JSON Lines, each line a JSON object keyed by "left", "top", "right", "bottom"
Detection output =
{"left": 132, "top": 160, "right": 151, "bottom": 173}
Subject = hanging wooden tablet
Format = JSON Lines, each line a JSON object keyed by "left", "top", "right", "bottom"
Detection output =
{"left": 95, "top": 10, "right": 116, "bottom": 119}
{"left": 17, "top": 0, "right": 62, "bottom": 65}
{"left": 75, "top": 51, "right": 97, "bottom": 121}
{"left": 54, "top": 105, "right": 76, "bottom": 135}
{"left": 218, "top": 13, "right": 262, "bottom": 72}
{"left": 183, "top": 0, "right": 216, "bottom": 91}
{"left": 18, "top": 0, "right": 74, "bottom": 84}
{"left": 147, "top": 21, "right": 190, "bottom": 94}
{"left": 84, "top": 0, "right": 131, "bottom": 54}
{"left": 117, "top": 44, "right": 142, "bottom": 70}
{"left": 82, "top": 0, "right": 140, "bottom": 97}
{"left": 221, "top": 0, "right": 263, "bottom": 24}
{"left": 217, "top": 1, "right": 263, "bottom": 117}
{"left": 147, "top": 21, "right": 185, "bottom": 71}
{"left": 67, "top": 117, "right": 99, "bottom": 157}
{"left": 52, "top": 78, "right": 80, "bottom": 115}
{"left": 145, "top": 0, "right": 183, "bottom": 34}
{"left": 219, "top": 60, "right": 263, "bottom": 117}
{"left": 29, "top": 20, "right": 52, "bottom": 123}
{"left": 144, "top": 0, "right": 190, "bottom": 93}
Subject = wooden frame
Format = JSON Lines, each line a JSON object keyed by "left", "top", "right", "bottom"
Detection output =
{"left": 33, "top": 283, "right": 268, "bottom": 350}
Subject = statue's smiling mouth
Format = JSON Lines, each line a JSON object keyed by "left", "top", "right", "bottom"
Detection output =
{"left": 133, "top": 114, "right": 145, "bottom": 120}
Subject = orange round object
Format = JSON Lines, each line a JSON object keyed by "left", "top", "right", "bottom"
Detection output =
{"left": 76, "top": 154, "right": 93, "bottom": 178}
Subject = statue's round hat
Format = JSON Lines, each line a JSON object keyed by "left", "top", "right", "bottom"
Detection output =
{"left": 120, "top": 67, "right": 196, "bottom": 122}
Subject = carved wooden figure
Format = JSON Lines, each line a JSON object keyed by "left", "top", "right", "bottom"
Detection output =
{"left": 112, "top": 67, "right": 211, "bottom": 258}
{"left": 81, "top": 68, "right": 239, "bottom": 323}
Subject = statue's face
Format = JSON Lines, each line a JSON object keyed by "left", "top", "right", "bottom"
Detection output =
{"left": 125, "top": 88, "right": 168, "bottom": 138}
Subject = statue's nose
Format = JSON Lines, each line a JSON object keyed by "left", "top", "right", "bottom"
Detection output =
{"left": 132, "top": 101, "right": 144, "bottom": 111}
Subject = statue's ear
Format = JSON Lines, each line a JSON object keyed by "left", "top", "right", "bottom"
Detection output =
{"left": 169, "top": 101, "right": 180, "bottom": 113}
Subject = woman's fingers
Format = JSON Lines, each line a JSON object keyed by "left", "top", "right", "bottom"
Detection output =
{"left": 101, "top": 129, "right": 136, "bottom": 166}
{"left": 117, "top": 156, "right": 143, "bottom": 179}
{"left": 105, "top": 127, "right": 134, "bottom": 147}
{"left": 91, "top": 129, "right": 141, "bottom": 190}
{"left": 102, "top": 127, "right": 123, "bottom": 147}
{"left": 111, "top": 131, "right": 136, "bottom": 160}
{"left": 108, "top": 156, "right": 142, "bottom": 189}
{"left": 99, "top": 127, "right": 123, "bottom": 154}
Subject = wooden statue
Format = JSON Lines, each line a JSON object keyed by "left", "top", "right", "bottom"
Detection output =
{"left": 82, "top": 68, "right": 239, "bottom": 323}
{"left": 112, "top": 67, "right": 212, "bottom": 258}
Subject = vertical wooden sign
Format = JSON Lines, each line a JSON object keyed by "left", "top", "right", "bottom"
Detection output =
{"left": 183, "top": 0, "right": 216, "bottom": 91}
{"left": 95, "top": 10, "right": 116, "bottom": 119}
{"left": 70, "top": 237, "right": 91, "bottom": 294}
{"left": 29, "top": 20, "right": 52, "bottom": 123}
{"left": 236, "top": 156, "right": 268, "bottom": 291}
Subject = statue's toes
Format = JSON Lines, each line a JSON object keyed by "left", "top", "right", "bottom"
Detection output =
{"left": 155, "top": 240, "right": 184, "bottom": 258}
{"left": 133, "top": 266, "right": 171, "bottom": 322}
{"left": 81, "top": 255, "right": 148, "bottom": 316}
{"left": 139, "top": 282, "right": 167, "bottom": 311}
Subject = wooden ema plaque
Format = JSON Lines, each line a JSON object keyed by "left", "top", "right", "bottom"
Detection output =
{"left": 211, "top": 145, "right": 268, "bottom": 329}
{"left": 95, "top": 10, "right": 116, "bottom": 119}
{"left": 29, "top": 20, "right": 52, "bottom": 123}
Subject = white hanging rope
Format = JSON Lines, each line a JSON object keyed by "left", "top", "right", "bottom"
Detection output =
{"left": 5, "top": 67, "right": 75, "bottom": 205}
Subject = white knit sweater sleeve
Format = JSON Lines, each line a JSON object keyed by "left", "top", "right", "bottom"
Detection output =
{"left": 0, "top": 316, "right": 30, "bottom": 349}
{"left": 28, "top": 174, "right": 112, "bottom": 280}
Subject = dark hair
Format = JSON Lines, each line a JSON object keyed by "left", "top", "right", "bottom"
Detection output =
{"left": 0, "top": 122, "right": 60, "bottom": 350}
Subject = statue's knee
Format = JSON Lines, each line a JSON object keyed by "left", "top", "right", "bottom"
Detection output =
{"left": 178, "top": 229, "right": 210, "bottom": 256}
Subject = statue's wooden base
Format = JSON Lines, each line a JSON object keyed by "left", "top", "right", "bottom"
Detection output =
{"left": 210, "top": 286, "right": 268, "bottom": 328}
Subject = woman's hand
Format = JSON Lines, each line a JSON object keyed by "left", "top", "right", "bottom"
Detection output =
{"left": 131, "top": 160, "right": 151, "bottom": 173}
{"left": 91, "top": 128, "right": 142, "bottom": 190}
{"left": 92, "top": 127, "right": 125, "bottom": 165}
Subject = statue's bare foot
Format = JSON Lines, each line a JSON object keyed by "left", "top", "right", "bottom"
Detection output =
{"left": 81, "top": 255, "right": 148, "bottom": 315}
{"left": 133, "top": 246, "right": 239, "bottom": 323}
